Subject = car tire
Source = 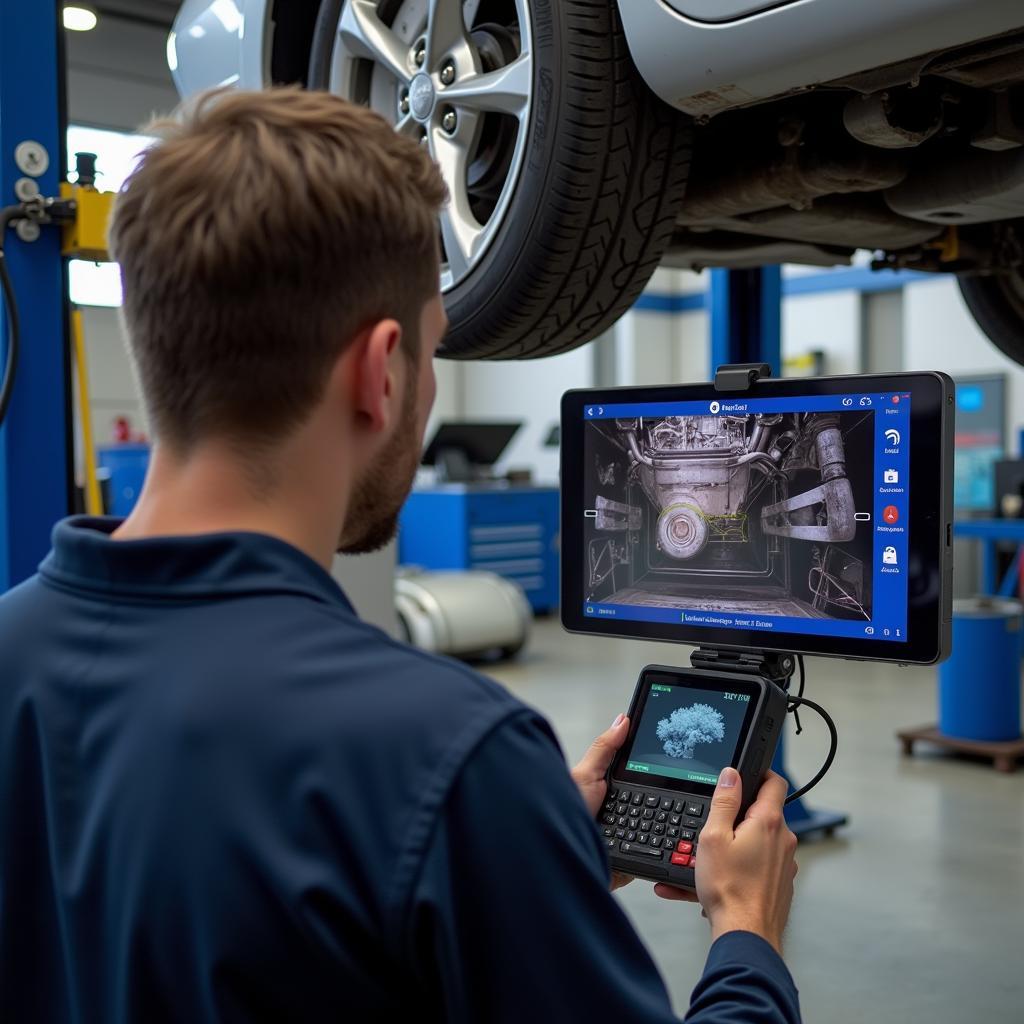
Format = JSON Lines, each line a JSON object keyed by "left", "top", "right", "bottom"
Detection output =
{"left": 308, "top": 0, "right": 691, "bottom": 360}
{"left": 958, "top": 271, "right": 1024, "bottom": 367}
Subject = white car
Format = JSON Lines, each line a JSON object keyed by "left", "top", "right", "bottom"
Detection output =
{"left": 171, "top": 0, "right": 1024, "bottom": 362}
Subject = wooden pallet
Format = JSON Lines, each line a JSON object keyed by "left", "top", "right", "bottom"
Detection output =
{"left": 896, "top": 724, "right": 1024, "bottom": 773}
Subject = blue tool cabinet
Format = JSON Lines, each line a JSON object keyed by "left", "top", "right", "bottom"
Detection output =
{"left": 398, "top": 485, "right": 560, "bottom": 613}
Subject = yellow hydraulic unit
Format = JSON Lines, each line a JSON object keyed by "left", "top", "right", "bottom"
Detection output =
{"left": 59, "top": 152, "right": 114, "bottom": 261}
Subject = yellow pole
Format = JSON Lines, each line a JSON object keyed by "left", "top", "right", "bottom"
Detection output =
{"left": 71, "top": 308, "right": 103, "bottom": 515}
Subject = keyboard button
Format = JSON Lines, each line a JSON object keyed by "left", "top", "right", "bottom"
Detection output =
{"left": 615, "top": 828, "right": 625, "bottom": 838}
{"left": 617, "top": 816, "right": 628, "bottom": 827}
{"left": 656, "top": 811, "right": 668, "bottom": 823}
{"left": 631, "top": 792, "right": 643, "bottom": 806}
{"left": 650, "top": 836, "right": 662, "bottom": 848}
{"left": 602, "top": 826, "right": 614, "bottom": 837}
{"left": 675, "top": 840, "right": 694, "bottom": 854}
{"left": 685, "top": 802, "right": 705, "bottom": 818}
{"left": 602, "top": 814, "right": 615, "bottom": 825}
{"left": 637, "top": 833, "right": 649, "bottom": 845}
{"left": 620, "top": 841, "right": 663, "bottom": 859}
{"left": 674, "top": 800, "right": 685, "bottom": 813}
{"left": 660, "top": 797, "right": 674, "bottom": 810}
{"left": 679, "top": 829, "right": 695, "bottom": 842}
{"left": 618, "top": 790, "right": 631, "bottom": 802}
{"left": 640, "top": 821, "right": 652, "bottom": 832}
{"left": 669, "top": 814, "right": 681, "bottom": 826}
{"left": 667, "top": 827, "right": 679, "bottom": 839}
{"left": 684, "top": 818, "right": 702, "bottom": 830}
{"left": 616, "top": 803, "right": 628, "bottom": 815}
{"left": 670, "top": 852, "right": 692, "bottom": 866}
{"left": 609, "top": 787, "right": 618, "bottom": 801}
{"left": 603, "top": 800, "right": 615, "bottom": 813}
{"left": 653, "top": 823, "right": 665, "bottom": 835}
{"left": 642, "top": 808, "right": 655, "bottom": 820}
{"left": 645, "top": 795, "right": 660, "bottom": 808}
{"left": 628, "top": 817, "right": 639, "bottom": 829}
{"left": 605, "top": 837, "right": 617, "bottom": 848}
{"left": 626, "top": 830, "right": 637, "bottom": 841}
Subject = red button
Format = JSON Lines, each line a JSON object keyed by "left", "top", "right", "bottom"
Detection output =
{"left": 670, "top": 853, "right": 690, "bottom": 866}
{"left": 883, "top": 505, "right": 899, "bottom": 524}
{"left": 675, "top": 841, "right": 693, "bottom": 854}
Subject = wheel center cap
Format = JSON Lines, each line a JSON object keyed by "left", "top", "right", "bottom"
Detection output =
{"left": 409, "top": 74, "right": 436, "bottom": 122}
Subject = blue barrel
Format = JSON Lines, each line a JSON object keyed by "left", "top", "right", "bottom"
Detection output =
{"left": 939, "top": 598, "right": 1023, "bottom": 742}
{"left": 97, "top": 444, "right": 150, "bottom": 517}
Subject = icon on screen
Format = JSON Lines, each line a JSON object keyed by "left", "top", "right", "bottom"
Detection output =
{"left": 842, "top": 398, "right": 854, "bottom": 407}
{"left": 709, "top": 401, "right": 720, "bottom": 414}
{"left": 883, "top": 546, "right": 898, "bottom": 565}
{"left": 884, "top": 469, "right": 899, "bottom": 484}
{"left": 865, "top": 626, "right": 875, "bottom": 635}
{"left": 885, "top": 428, "right": 901, "bottom": 447}
{"left": 883, "top": 505, "right": 899, "bottom": 524}
{"left": 859, "top": 396, "right": 873, "bottom": 406}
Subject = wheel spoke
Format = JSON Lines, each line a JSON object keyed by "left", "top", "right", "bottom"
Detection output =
{"left": 395, "top": 112, "right": 422, "bottom": 138}
{"left": 432, "top": 128, "right": 484, "bottom": 280}
{"left": 425, "top": 0, "right": 473, "bottom": 69}
{"left": 339, "top": 0, "right": 412, "bottom": 85}
{"left": 440, "top": 53, "right": 531, "bottom": 117}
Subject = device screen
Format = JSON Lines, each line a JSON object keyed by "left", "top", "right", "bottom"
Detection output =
{"left": 617, "top": 673, "right": 759, "bottom": 795}
{"left": 581, "top": 390, "right": 909, "bottom": 643}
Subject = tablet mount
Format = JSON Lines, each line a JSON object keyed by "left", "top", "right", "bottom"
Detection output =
{"left": 679, "top": 364, "right": 844, "bottom": 830}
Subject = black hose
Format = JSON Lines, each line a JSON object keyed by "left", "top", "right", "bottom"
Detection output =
{"left": 0, "top": 205, "right": 24, "bottom": 426}
{"left": 0, "top": 250, "right": 19, "bottom": 425}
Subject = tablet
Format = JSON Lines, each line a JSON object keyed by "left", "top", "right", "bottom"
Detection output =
{"left": 561, "top": 372, "right": 953, "bottom": 664}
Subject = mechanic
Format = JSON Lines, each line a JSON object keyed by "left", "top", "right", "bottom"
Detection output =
{"left": 0, "top": 88, "right": 800, "bottom": 1024}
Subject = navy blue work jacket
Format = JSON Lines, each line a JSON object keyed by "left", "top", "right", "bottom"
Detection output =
{"left": 0, "top": 517, "right": 801, "bottom": 1023}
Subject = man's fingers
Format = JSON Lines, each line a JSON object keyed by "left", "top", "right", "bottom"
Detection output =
{"left": 572, "top": 713, "right": 629, "bottom": 782}
{"left": 703, "top": 766, "right": 743, "bottom": 836}
{"left": 653, "top": 882, "right": 700, "bottom": 904}
{"left": 740, "top": 771, "right": 789, "bottom": 822}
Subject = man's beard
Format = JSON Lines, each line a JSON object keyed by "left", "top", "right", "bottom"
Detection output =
{"left": 338, "top": 379, "right": 420, "bottom": 555}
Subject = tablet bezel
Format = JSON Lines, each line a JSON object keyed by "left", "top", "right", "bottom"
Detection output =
{"left": 560, "top": 371, "right": 953, "bottom": 665}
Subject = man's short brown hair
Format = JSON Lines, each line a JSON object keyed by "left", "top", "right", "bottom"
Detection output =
{"left": 109, "top": 87, "right": 447, "bottom": 449}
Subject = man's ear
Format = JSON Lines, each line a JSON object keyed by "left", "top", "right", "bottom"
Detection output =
{"left": 339, "top": 318, "right": 403, "bottom": 433}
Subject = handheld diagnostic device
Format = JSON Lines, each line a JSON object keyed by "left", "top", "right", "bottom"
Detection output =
{"left": 561, "top": 368, "right": 954, "bottom": 888}
{"left": 598, "top": 664, "right": 788, "bottom": 887}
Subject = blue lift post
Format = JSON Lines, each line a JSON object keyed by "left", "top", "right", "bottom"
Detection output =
{"left": 709, "top": 267, "right": 848, "bottom": 839}
{"left": 0, "top": 0, "right": 72, "bottom": 592}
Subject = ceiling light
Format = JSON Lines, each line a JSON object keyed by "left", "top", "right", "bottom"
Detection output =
{"left": 63, "top": 5, "right": 98, "bottom": 32}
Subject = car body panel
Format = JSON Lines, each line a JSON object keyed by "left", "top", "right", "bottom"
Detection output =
{"left": 170, "top": 0, "right": 271, "bottom": 97}
{"left": 664, "top": 0, "right": 795, "bottom": 23}
{"left": 618, "top": 0, "right": 1024, "bottom": 116}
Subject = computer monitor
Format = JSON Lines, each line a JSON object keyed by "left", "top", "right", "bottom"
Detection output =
{"left": 560, "top": 373, "right": 954, "bottom": 664}
{"left": 421, "top": 422, "right": 522, "bottom": 481}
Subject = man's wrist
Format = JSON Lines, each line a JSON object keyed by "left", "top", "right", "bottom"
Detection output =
{"left": 708, "top": 912, "right": 783, "bottom": 955}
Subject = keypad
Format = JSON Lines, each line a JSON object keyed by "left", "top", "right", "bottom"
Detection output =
{"left": 600, "top": 784, "right": 702, "bottom": 871}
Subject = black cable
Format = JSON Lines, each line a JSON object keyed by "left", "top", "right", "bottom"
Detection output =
{"left": 783, "top": 692, "right": 838, "bottom": 805}
{"left": 0, "top": 206, "right": 23, "bottom": 426}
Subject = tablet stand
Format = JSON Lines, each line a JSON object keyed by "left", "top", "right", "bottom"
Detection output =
{"left": 704, "top": 364, "right": 849, "bottom": 839}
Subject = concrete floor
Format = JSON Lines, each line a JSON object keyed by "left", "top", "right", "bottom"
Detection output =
{"left": 487, "top": 620, "right": 1024, "bottom": 1024}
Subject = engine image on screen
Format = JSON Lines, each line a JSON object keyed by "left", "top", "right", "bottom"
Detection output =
{"left": 584, "top": 410, "right": 875, "bottom": 622}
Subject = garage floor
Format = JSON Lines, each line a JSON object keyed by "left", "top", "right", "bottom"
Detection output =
{"left": 488, "top": 619, "right": 1024, "bottom": 1024}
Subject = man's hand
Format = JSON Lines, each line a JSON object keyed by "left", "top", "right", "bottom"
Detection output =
{"left": 571, "top": 714, "right": 633, "bottom": 891}
{"left": 656, "top": 768, "right": 797, "bottom": 953}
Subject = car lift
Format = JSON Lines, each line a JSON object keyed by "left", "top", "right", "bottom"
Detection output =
{"left": 0, "top": 1, "right": 70, "bottom": 592}
{"left": 710, "top": 269, "right": 849, "bottom": 839}
{"left": 0, "top": 2, "right": 117, "bottom": 592}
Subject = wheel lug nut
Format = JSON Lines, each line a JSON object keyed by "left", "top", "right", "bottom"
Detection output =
{"left": 442, "top": 109, "right": 457, "bottom": 134}
{"left": 440, "top": 62, "right": 456, "bottom": 85}
{"left": 414, "top": 45, "right": 425, "bottom": 67}
{"left": 399, "top": 91, "right": 410, "bottom": 114}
